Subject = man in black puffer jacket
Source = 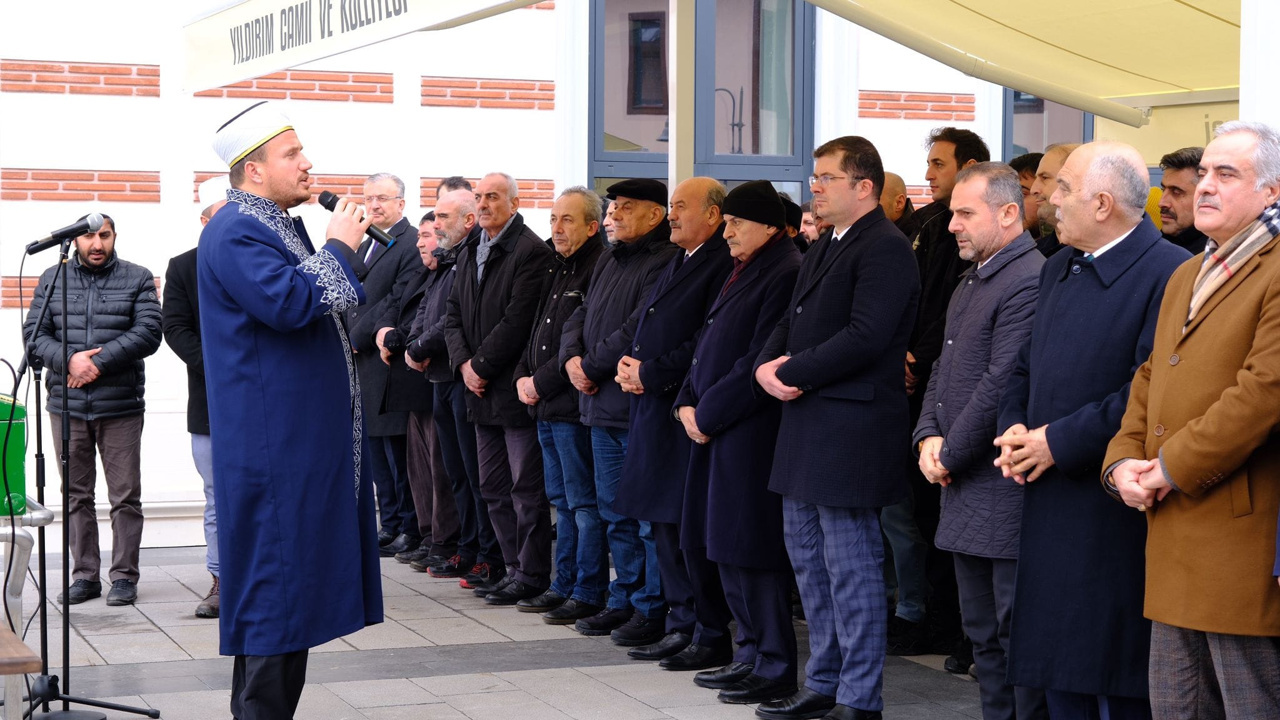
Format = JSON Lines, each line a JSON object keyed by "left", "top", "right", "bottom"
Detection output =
{"left": 24, "top": 214, "right": 162, "bottom": 607}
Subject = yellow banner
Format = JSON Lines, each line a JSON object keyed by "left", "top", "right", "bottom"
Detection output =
{"left": 183, "top": 0, "right": 538, "bottom": 93}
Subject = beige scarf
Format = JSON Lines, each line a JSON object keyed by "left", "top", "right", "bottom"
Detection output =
{"left": 1186, "top": 200, "right": 1280, "bottom": 329}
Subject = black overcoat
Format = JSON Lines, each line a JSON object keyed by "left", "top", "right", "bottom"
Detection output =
{"left": 375, "top": 262, "right": 432, "bottom": 414}
{"left": 996, "top": 219, "right": 1189, "bottom": 698}
{"left": 345, "top": 217, "right": 420, "bottom": 435}
{"left": 675, "top": 236, "right": 800, "bottom": 568}
{"left": 613, "top": 230, "right": 733, "bottom": 523}
{"left": 755, "top": 206, "right": 920, "bottom": 508}
{"left": 162, "top": 247, "right": 209, "bottom": 435}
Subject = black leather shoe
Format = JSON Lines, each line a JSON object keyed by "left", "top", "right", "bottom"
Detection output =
{"left": 516, "top": 589, "right": 566, "bottom": 613}
{"left": 58, "top": 578, "right": 102, "bottom": 605}
{"left": 660, "top": 642, "right": 733, "bottom": 670}
{"left": 377, "top": 530, "right": 396, "bottom": 547}
{"left": 543, "top": 598, "right": 603, "bottom": 625}
{"left": 718, "top": 674, "right": 797, "bottom": 705}
{"left": 380, "top": 533, "right": 421, "bottom": 557}
{"left": 425, "top": 554, "right": 474, "bottom": 577}
{"left": 574, "top": 606, "right": 633, "bottom": 636}
{"left": 473, "top": 573, "right": 515, "bottom": 597}
{"left": 693, "top": 661, "right": 755, "bottom": 690}
{"left": 821, "top": 705, "right": 880, "bottom": 720}
{"left": 485, "top": 580, "right": 545, "bottom": 606}
{"left": 755, "top": 687, "right": 838, "bottom": 720}
{"left": 611, "top": 610, "right": 666, "bottom": 646}
{"left": 627, "top": 631, "right": 691, "bottom": 660}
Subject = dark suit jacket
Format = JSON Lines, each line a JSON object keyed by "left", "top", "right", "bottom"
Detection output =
{"left": 676, "top": 235, "right": 800, "bottom": 568}
{"left": 755, "top": 206, "right": 920, "bottom": 509}
{"left": 376, "top": 263, "right": 432, "bottom": 414}
{"left": 444, "top": 213, "right": 554, "bottom": 427}
{"left": 613, "top": 229, "right": 733, "bottom": 523}
{"left": 162, "top": 247, "right": 208, "bottom": 435}
{"left": 345, "top": 217, "right": 420, "bottom": 436}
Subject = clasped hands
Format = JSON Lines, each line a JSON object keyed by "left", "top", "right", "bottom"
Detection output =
{"left": 918, "top": 436, "right": 950, "bottom": 486}
{"left": 1109, "top": 458, "right": 1173, "bottom": 512}
{"left": 67, "top": 347, "right": 102, "bottom": 388}
{"left": 992, "top": 423, "right": 1055, "bottom": 484}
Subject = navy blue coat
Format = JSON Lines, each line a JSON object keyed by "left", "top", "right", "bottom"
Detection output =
{"left": 613, "top": 230, "right": 733, "bottom": 523}
{"left": 756, "top": 206, "right": 920, "bottom": 509}
{"left": 997, "top": 218, "right": 1189, "bottom": 698}
{"left": 676, "top": 236, "right": 800, "bottom": 568}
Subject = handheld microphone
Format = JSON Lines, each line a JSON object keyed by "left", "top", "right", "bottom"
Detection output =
{"left": 26, "top": 213, "right": 104, "bottom": 255}
{"left": 316, "top": 191, "right": 394, "bottom": 248}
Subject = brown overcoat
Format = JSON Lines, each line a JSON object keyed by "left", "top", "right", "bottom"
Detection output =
{"left": 1104, "top": 238, "right": 1280, "bottom": 636}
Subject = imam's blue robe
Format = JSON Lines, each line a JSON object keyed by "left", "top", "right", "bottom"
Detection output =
{"left": 198, "top": 189, "right": 383, "bottom": 657}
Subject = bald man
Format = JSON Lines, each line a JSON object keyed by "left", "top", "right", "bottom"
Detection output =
{"left": 1028, "top": 144, "right": 1080, "bottom": 257}
{"left": 994, "top": 142, "right": 1190, "bottom": 720}
{"left": 879, "top": 172, "right": 917, "bottom": 236}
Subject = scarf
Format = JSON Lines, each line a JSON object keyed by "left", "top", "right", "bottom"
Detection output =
{"left": 1186, "top": 200, "right": 1280, "bottom": 329}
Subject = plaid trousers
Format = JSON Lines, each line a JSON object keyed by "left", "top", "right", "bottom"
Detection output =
{"left": 1150, "top": 620, "right": 1280, "bottom": 720}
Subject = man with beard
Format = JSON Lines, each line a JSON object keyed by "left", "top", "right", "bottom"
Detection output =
{"left": 1028, "top": 144, "right": 1080, "bottom": 257}
{"left": 1157, "top": 147, "right": 1209, "bottom": 254}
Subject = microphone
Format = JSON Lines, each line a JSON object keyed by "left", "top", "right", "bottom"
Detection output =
{"left": 317, "top": 191, "right": 394, "bottom": 248}
{"left": 26, "top": 213, "right": 104, "bottom": 255}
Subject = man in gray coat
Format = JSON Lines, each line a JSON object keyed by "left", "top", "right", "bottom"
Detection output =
{"left": 913, "top": 163, "right": 1047, "bottom": 720}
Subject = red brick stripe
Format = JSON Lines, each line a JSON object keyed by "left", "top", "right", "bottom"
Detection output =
{"left": 1, "top": 60, "right": 159, "bottom": 97}
{"left": 858, "top": 91, "right": 975, "bottom": 122}
{"left": 421, "top": 77, "right": 555, "bottom": 111}
{"left": 0, "top": 276, "right": 161, "bottom": 310}
{"left": 2, "top": 169, "right": 160, "bottom": 202}
{"left": 420, "top": 177, "right": 555, "bottom": 209}
{"left": 194, "top": 70, "right": 393, "bottom": 103}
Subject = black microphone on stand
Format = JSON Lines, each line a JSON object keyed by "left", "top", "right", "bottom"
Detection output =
{"left": 26, "top": 213, "right": 104, "bottom": 255}
{"left": 316, "top": 191, "right": 395, "bottom": 247}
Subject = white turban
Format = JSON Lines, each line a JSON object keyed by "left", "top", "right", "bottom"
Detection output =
{"left": 198, "top": 175, "right": 231, "bottom": 210}
{"left": 212, "top": 101, "right": 293, "bottom": 168}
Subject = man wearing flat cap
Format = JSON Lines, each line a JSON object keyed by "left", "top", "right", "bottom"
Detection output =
{"left": 562, "top": 178, "right": 679, "bottom": 641}
{"left": 198, "top": 101, "right": 383, "bottom": 719}
{"left": 673, "top": 180, "right": 803, "bottom": 704}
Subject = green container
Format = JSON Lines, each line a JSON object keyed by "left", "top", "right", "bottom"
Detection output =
{"left": 0, "top": 395, "right": 26, "bottom": 515}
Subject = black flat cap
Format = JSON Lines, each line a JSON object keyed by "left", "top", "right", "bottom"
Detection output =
{"left": 606, "top": 178, "right": 667, "bottom": 207}
{"left": 722, "top": 180, "right": 785, "bottom": 229}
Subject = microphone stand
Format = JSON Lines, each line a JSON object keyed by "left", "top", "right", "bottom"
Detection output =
{"left": 22, "top": 239, "right": 158, "bottom": 719}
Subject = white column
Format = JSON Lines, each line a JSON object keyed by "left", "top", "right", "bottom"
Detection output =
{"left": 554, "top": 0, "right": 590, "bottom": 191}
{"left": 667, "top": 0, "right": 696, "bottom": 185}
{"left": 1240, "top": 0, "right": 1280, "bottom": 125}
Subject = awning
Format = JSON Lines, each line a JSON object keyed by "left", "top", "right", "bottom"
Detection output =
{"left": 183, "top": 0, "right": 539, "bottom": 93}
{"left": 806, "top": 0, "right": 1240, "bottom": 128}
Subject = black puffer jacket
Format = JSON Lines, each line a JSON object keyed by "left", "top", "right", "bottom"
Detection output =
{"left": 24, "top": 253, "right": 163, "bottom": 419}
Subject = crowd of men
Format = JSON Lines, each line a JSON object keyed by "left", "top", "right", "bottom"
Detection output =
{"left": 21, "top": 99, "right": 1280, "bottom": 720}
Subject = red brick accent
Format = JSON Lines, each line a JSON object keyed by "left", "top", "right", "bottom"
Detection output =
{"left": 195, "top": 172, "right": 375, "bottom": 203}
{"left": 1, "top": 276, "right": 160, "bottom": 310}
{"left": 906, "top": 185, "right": 933, "bottom": 209}
{"left": 1, "top": 169, "right": 160, "bottom": 202}
{"left": 420, "top": 177, "right": 556, "bottom": 209}
{"left": 421, "top": 77, "right": 554, "bottom": 110}
{"left": 1, "top": 60, "right": 160, "bottom": 97}
{"left": 194, "top": 70, "right": 393, "bottom": 103}
{"left": 858, "top": 91, "right": 975, "bottom": 121}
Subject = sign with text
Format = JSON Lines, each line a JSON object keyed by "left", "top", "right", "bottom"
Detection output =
{"left": 184, "top": 0, "right": 537, "bottom": 93}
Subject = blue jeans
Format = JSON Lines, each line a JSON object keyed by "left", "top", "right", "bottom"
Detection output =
{"left": 538, "top": 421, "right": 607, "bottom": 605}
{"left": 371, "top": 434, "right": 417, "bottom": 539}
{"left": 881, "top": 492, "right": 929, "bottom": 623}
{"left": 192, "top": 433, "right": 218, "bottom": 577}
{"left": 591, "top": 426, "right": 663, "bottom": 615}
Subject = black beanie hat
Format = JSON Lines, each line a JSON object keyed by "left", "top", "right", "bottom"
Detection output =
{"left": 721, "top": 180, "right": 785, "bottom": 229}
{"left": 780, "top": 196, "right": 802, "bottom": 230}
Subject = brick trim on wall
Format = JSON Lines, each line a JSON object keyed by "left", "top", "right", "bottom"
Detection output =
{"left": 906, "top": 185, "right": 933, "bottom": 209}
{"left": 194, "top": 70, "right": 393, "bottom": 103}
{"left": 859, "top": 91, "right": 975, "bottom": 122}
{"left": 420, "top": 177, "right": 555, "bottom": 209}
{"left": 421, "top": 77, "right": 555, "bottom": 110}
{"left": 2, "top": 276, "right": 161, "bottom": 310}
{"left": 2, "top": 169, "right": 160, "bottom": 202}
{"left": 1, "top": 60, "right": 159, "bottom": 97}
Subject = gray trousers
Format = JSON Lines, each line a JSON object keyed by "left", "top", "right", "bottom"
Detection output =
{"left": 475, "top": 424, "right": 550, "bottom": 587}
{"left": 50, "top": 413, "right": 144, "bottom": 583}
{"left": 1150, "top": 620, "right": 1280, "bottom": 720}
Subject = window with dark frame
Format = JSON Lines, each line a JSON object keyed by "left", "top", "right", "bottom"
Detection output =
{"left": 628, "top": 12, "right": 667, "bottom": 114}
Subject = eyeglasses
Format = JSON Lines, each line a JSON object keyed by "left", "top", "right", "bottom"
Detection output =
{"left": 363, "top": 195, "right": 403, "bottom": 204}
{"left": 809, "top": 174, "right": 866, "bottom": 188}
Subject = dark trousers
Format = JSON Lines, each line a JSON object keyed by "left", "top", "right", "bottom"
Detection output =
{"left": 406, "top": 409, "right": 459, "bottom": 555}
{"left": 953, "top": 552, "right": 1048, "bottom": 720}
{"left": 475, "top": 423, "right": 551, "bottom": 587}
{"left": 720, "top": 562, "right": 797, "bottom": 683}
{"left": 230, "top": 649, "right": 308, "bottom": 720}
{"left": 433, "top": 381, "right": 498, "bottom": 564}
{"left": 683, "top": 544, "right": 733, "bottom": 648}
{"left": 50, "top": 413, "right": 144, "bottom": 583}
{"left": 1149, "top": 620, "right": 1280, "bottom": 720}
{"left": 652, "top": 521, "right": 695, "bottom": 635}
{"left": 1044, "top": 691, "right": 1150, "bottom": 720}
{"left": 370, "top": 434, "right": 416, "bottom": 539}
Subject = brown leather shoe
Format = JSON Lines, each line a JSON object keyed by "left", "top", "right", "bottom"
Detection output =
{"left": 195, "top": 575, "right": 219, "bottom": 618}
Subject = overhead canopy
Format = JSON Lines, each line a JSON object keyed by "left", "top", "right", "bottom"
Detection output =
{"left": 807, "top": 0, "right": 1240, "bottom": 127}
{"left": 183, "top": 0, "right": 538, "bottom": 93}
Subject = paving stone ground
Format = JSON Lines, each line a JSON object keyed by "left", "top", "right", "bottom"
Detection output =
{"left": 7, "top": 547, "right": 980, "bottom": 719}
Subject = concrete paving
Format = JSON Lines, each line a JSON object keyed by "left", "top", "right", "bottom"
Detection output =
{"left": 8, "top": 547, "right": 980, "bottom": 719}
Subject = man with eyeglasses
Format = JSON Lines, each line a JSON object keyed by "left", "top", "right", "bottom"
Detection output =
{"left": 754, "top": 137, "right": 920, "bottom": 720}
{"left": 344, "top": 172, "right": 428, "bottom": 560}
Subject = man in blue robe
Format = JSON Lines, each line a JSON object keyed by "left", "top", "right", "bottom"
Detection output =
{"left": 198, "top": 101, "right": 384, "bottom": 719}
